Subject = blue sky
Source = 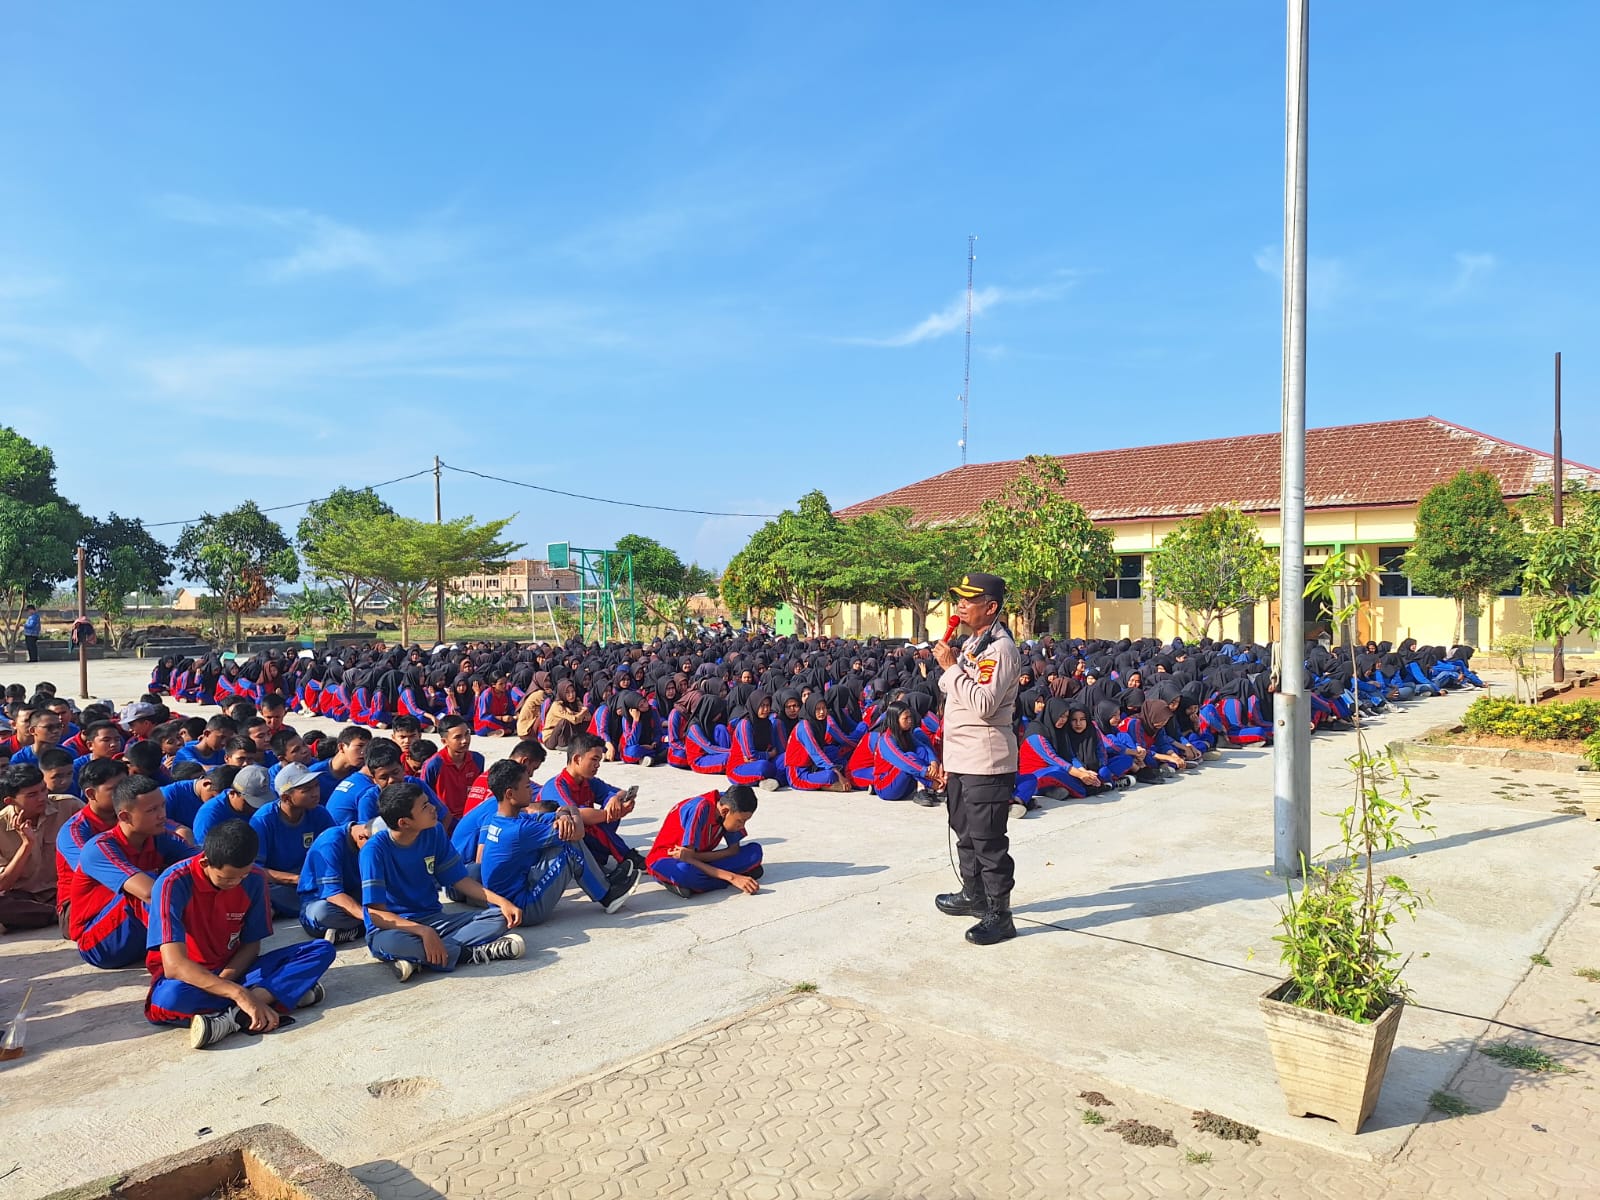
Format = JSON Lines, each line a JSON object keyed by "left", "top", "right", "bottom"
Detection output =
{"left": 1, "top": 2, "right": 1594, "bottom": 571}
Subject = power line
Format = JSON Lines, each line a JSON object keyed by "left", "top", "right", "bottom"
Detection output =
{"left": 440, "top": 462, "right": 779, "bottom": 519}
{"left": 143, "top": 467, "right": 436, "bottom": 529}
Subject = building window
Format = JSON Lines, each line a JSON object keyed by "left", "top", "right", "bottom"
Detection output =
{"left": 1377, "top": 545, "right": 1434, "bottom": 597}
{"left": 1097, "top": 555, "right": 1143, "bottom": 600}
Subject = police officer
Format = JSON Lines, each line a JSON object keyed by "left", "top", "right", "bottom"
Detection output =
{"left": 931, "top": 572, "right": 1022, "bottom": 945}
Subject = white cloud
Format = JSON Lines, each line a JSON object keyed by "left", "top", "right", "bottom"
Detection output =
{"left": 846, "top": 281, "right": 1069, "bottom": 349}
{"left": 1447, "top": 251, "right": 1495, "bottom": 296}
{"left": 1252, "top": 243, "right": 1347, "bottom": 309}
{"left": 133, "top": 303, "right": 627, "bottom": 396}
{"left": 156, "top": 194, "right": 466, "bottom": 284}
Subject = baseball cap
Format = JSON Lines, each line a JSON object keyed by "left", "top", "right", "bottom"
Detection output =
{"left": 123, "top": 701, "right": 161, "bottom": 725}
{"left": 274, "top": 762, "right": 320, "bottom": 796}
{"left": 232, "top": 764, "right": 274, "bottom": 808}
{"left": 950, "top": 572, "right": 1007, "bottom": 604}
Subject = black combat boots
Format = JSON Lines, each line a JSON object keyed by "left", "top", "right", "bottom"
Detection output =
{"left": 965, "top": 896, "right": 1017, "bottom": 946}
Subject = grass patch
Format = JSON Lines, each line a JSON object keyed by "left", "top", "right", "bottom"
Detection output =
{"left": 1479, "top": 1042, "right": 1573, "bottom": 1073}
{"left": 1574, "top": 968, "right": 1600, "bottom": 983}
{"left": 789, "top": 981, "right": 818, "bottom": 994}
{"left": 1428, "top": 1090, "right": 1475, "bottom": 1117}
{"left": 1081, "top": 1108, "right": 1105, "bottom": 1126}
{"left": 1184, "top": 1150, "right": 1213, "bottom": 1165}
{"left": 1530, "top": 953, "right": 1553, "bottom": 967}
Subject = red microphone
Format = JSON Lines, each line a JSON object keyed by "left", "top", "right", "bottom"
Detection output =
{"left": 939, "top": 614, "right": 961, "bottom": 644}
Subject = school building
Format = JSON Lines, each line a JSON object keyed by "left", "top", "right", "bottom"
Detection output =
{"left": 450, "top": 558, "right": 580, "bottom": 608}
{"left": 828, "top": 416, "right": 1597, "bottom": 648}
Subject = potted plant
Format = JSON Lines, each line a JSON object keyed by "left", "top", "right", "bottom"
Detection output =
{"left": 1259, "top": 555, "right": 1433, "bottom": 1134}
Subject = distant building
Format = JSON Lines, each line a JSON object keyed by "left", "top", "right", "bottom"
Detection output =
{"left": 451, "top": 559, "right": 581, "bottom": 609}
{"left": 835, "top": 416, "right": 1598, "bottom": 647}
{"left": 173, "top": 587, "right": 214, "bottom": 612}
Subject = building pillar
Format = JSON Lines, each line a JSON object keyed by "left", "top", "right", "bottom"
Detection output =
{"left": 1141, "top": 562, "right": 1156, "bottom": 638}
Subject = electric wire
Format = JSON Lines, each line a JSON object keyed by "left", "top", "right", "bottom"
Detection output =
{"left": 143, "top": 468, "right": 436, "bottom": 529}
{"left": 439, "top": 462, "right": 778, "bottom": 519}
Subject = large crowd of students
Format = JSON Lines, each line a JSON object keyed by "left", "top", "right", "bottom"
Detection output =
{"left": 0, "top": 628, "right": 1481, "bottom": 1050}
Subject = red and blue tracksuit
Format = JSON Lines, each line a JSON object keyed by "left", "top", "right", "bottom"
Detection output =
{"left": 143, "top": 857, "right": 334, "bottom": 1024}
{"left": 475, "top": 689, "right": 515, "bottom": 736}
{"left": 1018, "top": 733, "right": 1091, "bottom": 802}
{"left": 319, "top": 684, "right": 351, "bottom": 722}
{"left": 784, "top": 721, "right": 845, "bottom": 791}
{"left": 69, "top": 825, "right": 194, "bottom": 968}
{"left": 1120, "top": 715, "right": 1181, "bottom": 763}
{"left": 295, "top": 678, "right": 321, "bottom": 715}
{"left": 686, "top": 723, "right": 731, "bottom": 775}
{"left": 646, "top": 791, "right": 762, "bottom": 894}
{"left": 665, "top": 709, "right": 690, "bottom": 769}
{"left": 56, "top": 804, "right": 116, "bottom": 904}
{"left": 1219, "top": 696, "right": 1271, "bottom": 744}
{"left": 539, "top": 768, "right": 633, "bottom": 866}
{"left": 727, "top": 717, "right": 783, "bottom": 786}
{"left": 396, "top": 687, "right": 435, "bottom": 728}
{"left": 870, "top": 731, "right": 936, "bottom": 801}
{"left": 619, "top": 710, "right": 666, "bottom": 764}
{"left": 846, "top": 734, "right": 875, "bottom": 789}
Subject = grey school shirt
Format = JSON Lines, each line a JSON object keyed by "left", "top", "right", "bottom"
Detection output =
{"left": 937, "top": 623, "right": 1021, "bottom": 776}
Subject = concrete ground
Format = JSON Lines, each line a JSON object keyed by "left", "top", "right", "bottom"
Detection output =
{"left": 2, "top": 658, "right": 1598, "bottom": 1198}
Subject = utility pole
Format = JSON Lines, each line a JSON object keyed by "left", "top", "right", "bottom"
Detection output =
{"left": 434, "top": 456, "right": 446, "bottom": 646}
{"left": 960, "top": 235, "right": 976, "bottom": 466}
{"left": 1274, "top": 0, "right": 1311, "bottom": 880}
{"left": 1552, "top": 351, "right": 1565, "bottom": 683}
{"left": 76, "top": 546, "right": 89, "bottom": 699}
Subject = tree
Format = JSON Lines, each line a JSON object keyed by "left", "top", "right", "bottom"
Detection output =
{"left": 975, "top": 456, "right": 1115, "bottom": 637}
{"left": 1149, "top": 505, "right": 1280, "bottom": 639}
{"left": 723, "top": 491, "right": 862, "bottom": 635}
{"left": 297, "top": 487, "right": 398, "bottom": 630}
{"left": 173, "top": 502, "right": 301, "bottom": 641}
{"left": 83, "top": 513, "right": 173, "bottom": 647}
{"left": 849, "top": 508, "right": 977, "bottom": 638}
{"left": 0, "top": 426, "right": 86, "bottom": 660}
{"left": 313, "top": 513, "right": 522, "bottom": 645}
{"left": 1405, "top": 470, "right": 1526, "bottom": 642}
{"left": 610, "top": 534, "right": 719, "bottom": 632}
{"left": 1520, "top": 483, "right": 1600, "bottom": 644}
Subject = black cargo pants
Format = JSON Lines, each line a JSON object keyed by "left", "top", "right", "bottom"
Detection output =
{"left": 946, "top": 771, "right": 1016, "bottom": 902}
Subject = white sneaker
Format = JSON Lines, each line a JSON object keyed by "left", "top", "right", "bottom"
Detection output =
{"left": 390, "top": 959, "right": 417, "bottom": 983}
{"left": 296, "top": 983, "right": 326, "bottom": 1009}
{"left": 190, "top": 1006, "right": 244, "bottom": 1049}
{"left": 1009, "top": 802, "right": 1028, "bottom": 820}
{"left": 758, "top": 777, "right": 780, "bottom": 791}
{"left": 639, "top": 755, "right": 655, "bottom": 767}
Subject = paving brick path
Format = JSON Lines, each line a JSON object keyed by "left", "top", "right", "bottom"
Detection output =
{"left": 357, "top": 871, "right": 1600, "bottom": 1200}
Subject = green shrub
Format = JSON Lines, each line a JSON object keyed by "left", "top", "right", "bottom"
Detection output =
{"left": 1584, "top": 732, "right": 1600, "bottom": 770}
{"left": 1461, "top": 695, "right": 1600, "bottom": 742}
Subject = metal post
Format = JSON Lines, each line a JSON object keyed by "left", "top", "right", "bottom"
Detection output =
{"left": 627, "top": 553, "right": 636, "bottom": 641}
{"left": 76, "top": 546, "right": 89, "bottom": 699}
{"left": 433, "top": 456, "right": 446, "bottom": 646}
{"left": 1274, "top": 0, "right": 1312, "bottom": 879}
{"left": 1552, "top": 351, "right": 1565, "bottom": 683}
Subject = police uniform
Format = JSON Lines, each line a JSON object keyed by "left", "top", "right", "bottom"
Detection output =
{"left": 937, "top": 573, "right": 1022, "bottom": 940}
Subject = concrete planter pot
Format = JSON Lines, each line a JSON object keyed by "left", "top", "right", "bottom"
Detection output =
{"left": 1258, "top": 979, "right": 1404, "bottom": 1135}
{"left": 39, "top": 1123, "right": 373, "bottom": 1200}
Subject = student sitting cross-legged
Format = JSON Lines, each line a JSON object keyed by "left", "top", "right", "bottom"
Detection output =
{"left": 146, "top": 820, "right": 336, "bottom": 1050}
{"left": 647, "top": 785, "right": 763, "bottom": 898}
{"left": 476, "top": 759, "right": 640, "bottom": 925}
{"left": 250, "top": 763, "right": 334, "bottom": 916}
{"left": 68, "top": 775, "right": 194, "bottom": 968}
{"left": 537, "top": 732, "right": 642, "bottom": 873}
{"left": 297, "top": 818, "right": 372, "bottom": 944}
{"left": 360, "top": 781, "right": 525, "bottom": 981}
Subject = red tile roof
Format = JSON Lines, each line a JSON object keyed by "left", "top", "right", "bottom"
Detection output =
{"left": 836, "top": 417, "right": 1598, "bottom": 526}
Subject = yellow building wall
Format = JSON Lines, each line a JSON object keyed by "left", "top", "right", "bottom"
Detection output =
{"left": 814, "top": 503, "right": 1573, "bottom": 648}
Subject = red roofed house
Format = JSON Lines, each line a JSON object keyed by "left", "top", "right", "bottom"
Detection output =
{"left": 833, "top": 416, "right": 1596, "bottom": 647}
